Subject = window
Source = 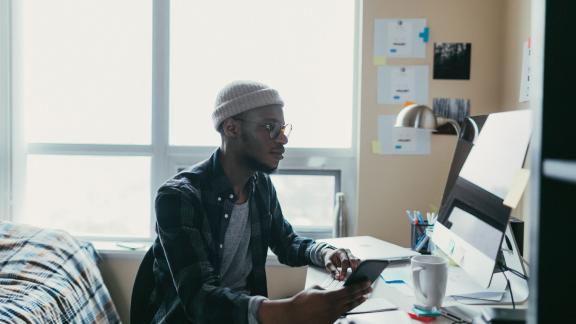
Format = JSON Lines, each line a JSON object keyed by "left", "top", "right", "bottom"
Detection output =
{"left": 170, "top": 0, "right": 355, "bottom": 149}
{"left": 271, "top": 171, "right": 340, "bottom": 239}
{"left": 4, "top": 0, "right": 359, "bottom": 240}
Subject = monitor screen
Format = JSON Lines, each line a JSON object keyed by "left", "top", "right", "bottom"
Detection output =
{"left": 432, "top": 110, "right": 531, "bottom": 288}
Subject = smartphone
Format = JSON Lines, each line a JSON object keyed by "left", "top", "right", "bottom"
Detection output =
{"left": 343, "top": 259, "right": 389, "bottom": 287}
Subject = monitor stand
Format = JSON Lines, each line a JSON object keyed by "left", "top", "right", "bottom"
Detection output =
{"left": 451, "top": 224, "right": 529, "bottom": 305}
{"left": 489, "top": 225, "right": 529, "bottom": 304}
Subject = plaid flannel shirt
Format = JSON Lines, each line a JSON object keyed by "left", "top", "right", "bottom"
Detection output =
{"left": 150, "top": 149, "right": 319, "bottom": 324}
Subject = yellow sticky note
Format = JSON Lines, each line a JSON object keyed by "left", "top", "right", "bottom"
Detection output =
{"left": 373, "top": 56, "right": 387, "bottom": 65}
{"left": 372, "top": 140, "right": 382, "bottom": 154}
{"left": 504, "top": 169, "right": 531, "bottom": 209}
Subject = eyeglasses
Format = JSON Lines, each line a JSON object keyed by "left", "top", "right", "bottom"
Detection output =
{"left": 234, "top": 118, "right": 293, "bottom": 139}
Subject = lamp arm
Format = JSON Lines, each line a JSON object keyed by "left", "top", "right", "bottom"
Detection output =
{"left": 437, "top": 117, "right": 461, "bottom": 137}
{"left": 464, "top": 117, "right": 479, "bottom": 144}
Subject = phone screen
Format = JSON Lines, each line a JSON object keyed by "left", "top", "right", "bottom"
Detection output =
{"left": 344, "top": 259, "right": 389, "bottom": 287}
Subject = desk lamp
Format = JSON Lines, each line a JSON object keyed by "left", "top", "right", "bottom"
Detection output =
{"left": 394, "top": 103, "right": 479, "bottom": 143}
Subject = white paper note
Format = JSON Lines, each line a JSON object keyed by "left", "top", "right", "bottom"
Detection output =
{"left": 377, "top": 66, "right": 429, "bottom": 105}
{"left": 519, "top": 40, "right": 531, "bottom": 102}
{"left": 377, "top": 115, "right": 431, "bottom": 155}
{"left": 374, "top": 19, "right": 427, "bottom": 60}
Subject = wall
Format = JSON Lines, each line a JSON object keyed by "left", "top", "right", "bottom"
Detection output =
{"left": 356, "top": 0, "right": 532, "bottom": 246}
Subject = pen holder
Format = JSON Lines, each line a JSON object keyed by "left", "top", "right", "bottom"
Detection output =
{"left": 411, "top": 221, "right": 434, "bottom": 254}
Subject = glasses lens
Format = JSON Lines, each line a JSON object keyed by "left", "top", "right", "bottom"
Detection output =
{"left": 280, "top": 124, "right": 292, "bottom": 138}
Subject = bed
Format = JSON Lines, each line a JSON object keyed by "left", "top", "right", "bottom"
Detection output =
{"left": 0, "top": 222, "right": 121, "bottom": 323}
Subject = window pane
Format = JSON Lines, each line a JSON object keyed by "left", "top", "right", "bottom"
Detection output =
{"left": 270, "top": 174, "right": 335, "bottom": 227}
{"left": 14, "top": 0, "right": 152, "bottom": 144}
{"left": 18, "top": 155, "right": 151, "bottom": 238}
{"left": 170, "top": 0, "right": 354, "bottom": 148}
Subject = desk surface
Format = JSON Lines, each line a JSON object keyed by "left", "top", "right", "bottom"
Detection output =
{"left": 308, "top": 236, "right": 528, "bottom": 323}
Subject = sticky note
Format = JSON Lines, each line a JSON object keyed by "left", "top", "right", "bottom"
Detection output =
{"left": 418, "top": 27, "right": 430, "bottom": 43}
{"left": 373, "top": 56, "right": 387, "bottom": 65}
{"left": 503, "top": 168, "right": 530, "bottom": 209}
{"left": 372, "top": 140, "right": 383, "bottom": 154}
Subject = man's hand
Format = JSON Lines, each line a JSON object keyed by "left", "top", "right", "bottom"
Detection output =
{"left": 258, "top": 281, "right": 372, "bottom": 324}
{"left": 323, "top": 248, "right": 361, "bottom": 280}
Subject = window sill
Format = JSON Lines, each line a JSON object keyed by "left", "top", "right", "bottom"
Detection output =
{"left": 92, "top": 241, "right": 150, "bottom": 259}
{"left": 91, "top": 240, "right": 289, "bottom": 267}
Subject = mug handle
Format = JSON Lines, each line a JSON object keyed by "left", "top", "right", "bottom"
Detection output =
{"left": 412, "top": 266, "right": 427, "bottom": 300}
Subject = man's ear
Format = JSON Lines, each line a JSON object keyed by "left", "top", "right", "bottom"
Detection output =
{"left": 221, "top": 118, "right": 241, "bottom": 138}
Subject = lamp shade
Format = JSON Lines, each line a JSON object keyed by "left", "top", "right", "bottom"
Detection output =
{"left": 394, "top": 104, "right": 438, "bottom": 130}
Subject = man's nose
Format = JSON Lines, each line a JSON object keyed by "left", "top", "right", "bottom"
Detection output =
{"left": 275, "top": 132, "right": 288, "bottom": 145}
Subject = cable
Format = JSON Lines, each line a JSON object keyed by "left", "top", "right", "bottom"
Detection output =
{"left": 496, "top": 260, "right": 529, "bottom": 280}
{"left": 499, "top": 263, "right": 515, "bottom": 309}
{"left": 521, "top": 257, "right": 529, "bottom": 267}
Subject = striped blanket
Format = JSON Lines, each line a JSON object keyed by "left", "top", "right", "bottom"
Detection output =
{"left": 0, "top": 222, "right": 121, "bottom": 324}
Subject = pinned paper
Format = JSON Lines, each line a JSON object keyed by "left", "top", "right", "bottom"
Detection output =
{"left": 377, "top": 115, "right": 431, "bottom": 155}
{"left": 377, "top": 66, "right": 429, "bottom": 105}
{"left": 503, "top": 168, "right": 530, "bottom": 209}
{"left": 519, "top": 39, "right": 531, "bottom": 102}
{"left": 374, "top": 19, "right": 428, "bottom": 60}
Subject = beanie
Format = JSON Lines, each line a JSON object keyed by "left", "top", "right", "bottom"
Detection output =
{"left": 212, "top": 80, "right": 284, "bottom": 130}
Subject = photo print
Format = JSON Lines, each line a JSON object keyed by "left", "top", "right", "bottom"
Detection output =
{"left": 433, "top": 43, "right": 472, "bottom": 80}
{"left": 432, "top": 98, "right": 470, "bottom": 134}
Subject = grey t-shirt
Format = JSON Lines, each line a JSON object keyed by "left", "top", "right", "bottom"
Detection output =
{"left": 219, "top": 199, "right": 252, "bottom": 291}
{"left": 220, "top": 199, "right": 333, "bottom": 324}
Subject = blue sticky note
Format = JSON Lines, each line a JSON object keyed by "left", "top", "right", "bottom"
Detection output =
{"left": 418, "top": 27, "right": 430, "bottom": 43}
{"left": 380, "top": 274, "right": 406, "bottom": 284}
{"left": 413, "top": 307, "right": 441, "bottom": 317}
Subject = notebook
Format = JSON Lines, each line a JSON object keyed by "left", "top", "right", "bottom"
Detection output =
{"left": 320, "top": 236, "right": 418, "bottom": 262}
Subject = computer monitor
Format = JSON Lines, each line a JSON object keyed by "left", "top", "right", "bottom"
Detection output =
{"left": 431, "top": 110, "right": 531, "bottom": 290}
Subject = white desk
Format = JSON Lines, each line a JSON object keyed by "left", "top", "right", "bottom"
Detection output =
{"left": 306, "top": 236, "right": 527, "bottom": 323}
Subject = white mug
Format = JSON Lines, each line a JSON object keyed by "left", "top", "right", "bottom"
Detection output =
{"left": 411, "top": 255, "right": 448, "bottom": 309}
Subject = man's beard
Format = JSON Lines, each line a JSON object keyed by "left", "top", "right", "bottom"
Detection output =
{"left": 244, "top": 154, "right": 277, "bottom": 174}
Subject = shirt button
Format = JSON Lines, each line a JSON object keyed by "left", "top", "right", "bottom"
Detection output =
{"left": 224, "top": 213, "right": 229, "bottom": 219}
{"left": 229, "top": 194, "right": 234, "bottom": 199}
{"left": 217, "top": 197, "right": 222, "bottom": 202}
{"left": 219, "top": 244, "right": 223, "bottom": 249}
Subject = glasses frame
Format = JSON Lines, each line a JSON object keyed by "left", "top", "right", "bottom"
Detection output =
{"left": 234, "top": 118, "right": 293, "bottom": 139}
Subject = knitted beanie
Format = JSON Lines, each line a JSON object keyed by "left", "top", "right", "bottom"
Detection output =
{"left": 212, "top": 80, "right": 284, "bottom": 130}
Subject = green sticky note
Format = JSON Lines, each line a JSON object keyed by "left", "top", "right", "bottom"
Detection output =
{"left": 373, "top": 56, "right": 387, "bottom": 65}
{"left": 372, "top": 140, "right": 382, "bottom": 154}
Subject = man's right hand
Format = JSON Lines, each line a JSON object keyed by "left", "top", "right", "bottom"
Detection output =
{"left": 258, "top": 281, "right": 372, "bottom": 324}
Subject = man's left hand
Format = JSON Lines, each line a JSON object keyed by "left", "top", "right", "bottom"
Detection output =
{"left": 322, "top": 248, "right": 361, "bottom": 280}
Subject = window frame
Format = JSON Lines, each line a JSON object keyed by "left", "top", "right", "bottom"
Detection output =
{"left": 2, "top": 0, "right": 361, "bottom": 242}
{"left": 0, "top": 0, "right": 12, "bottom": 221}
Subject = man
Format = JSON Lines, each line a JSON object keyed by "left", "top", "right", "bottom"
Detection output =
{"left": 149, "top": 81, "right": 371, "bottom": 324}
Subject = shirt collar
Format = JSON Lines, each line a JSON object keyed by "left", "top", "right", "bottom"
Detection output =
{"left": 209, "top": 148, "right": 259, "bottom": 202}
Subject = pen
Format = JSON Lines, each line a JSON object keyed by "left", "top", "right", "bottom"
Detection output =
{"left": 416, "top": 211, "right": 425, "bottom": 224}
{"left": 414, "top": 235, "right": 430, "bottom": 252}
{"left": 406, "top": 210, "right": 414, "bottom": 224}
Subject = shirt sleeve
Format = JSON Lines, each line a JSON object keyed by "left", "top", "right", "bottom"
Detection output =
{"left": 309, "top": 243, "right": 337, "bottom": 267}
{"left": 247, "top": 295, "right": 268, "bottom": 324}
{"left": 154, "top": 187, "right": 251, "bottom": 324}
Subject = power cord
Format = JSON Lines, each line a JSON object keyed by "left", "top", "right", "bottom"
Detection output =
{"left": 499, "top": 263, "right": 515, "bottom": 309}
{"left": 496, "top": 260, "right": 528, "bottom": 280}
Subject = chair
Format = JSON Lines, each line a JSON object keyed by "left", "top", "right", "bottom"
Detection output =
{"left": 130, "top": 247, "right": 156, "bottom": 324}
